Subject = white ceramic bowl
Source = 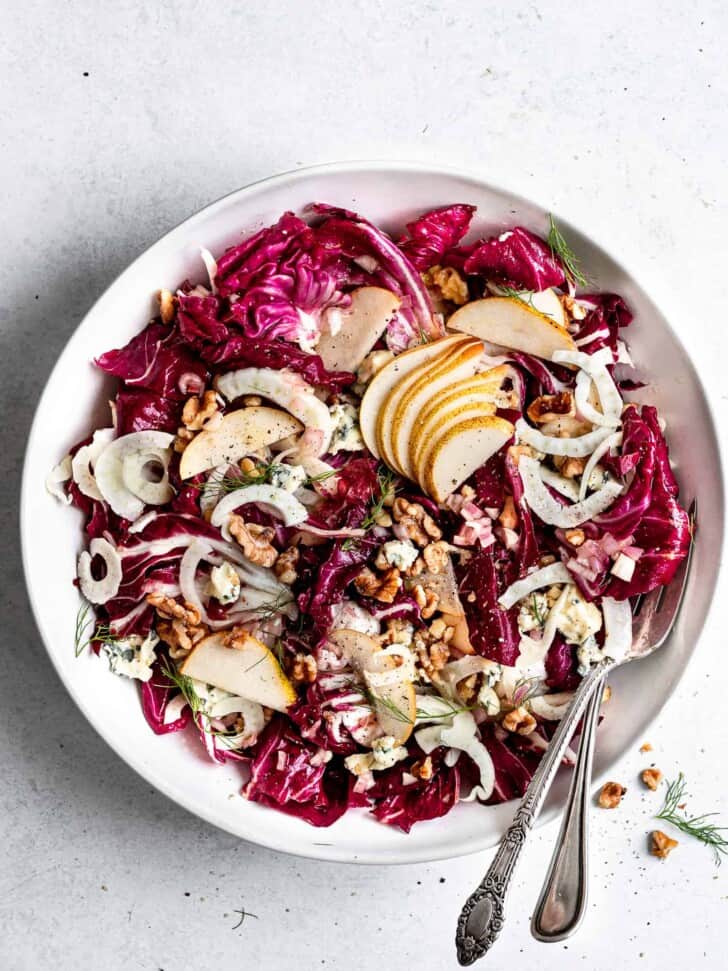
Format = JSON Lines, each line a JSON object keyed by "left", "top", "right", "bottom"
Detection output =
{"left": 21, "top": 162, "right": 723, "bottom": 864}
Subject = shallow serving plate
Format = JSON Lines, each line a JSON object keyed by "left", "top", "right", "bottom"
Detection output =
{"left": 21, "top": 161, "right": 724, "bottom": 864}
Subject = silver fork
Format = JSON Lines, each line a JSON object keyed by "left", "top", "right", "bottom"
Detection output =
{"left": 531, "top": 499, "right": 696, "bottom": 942}
{"left": 455, "top": 500, "right": 696, "bottom": 966}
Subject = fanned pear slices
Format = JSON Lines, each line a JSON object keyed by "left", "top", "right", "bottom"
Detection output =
{"left": 179, "top": 407, "right": 303, "bottom": 479}
{"left": 384, "top": 339, "right": 485, "bottom": 475}
{"left": 359, "top": 333, "right": 470, "bottom": 459}
{"left": 327, "top": 628, "right": 416, "bottom": 744}
{"left": 180, "top": 630, "right": 296, "bottom": 711}
{"left": 408, "top": 364, "right": 517, "bottom": 474}
{"left": 448, "top": 294, "right": 576, "bottom": 360}
{"left": 316, "top": 286, "right": 401, "bottom": 372}
{"left": 424, "top": 415, "right": 515, "bottom": 503}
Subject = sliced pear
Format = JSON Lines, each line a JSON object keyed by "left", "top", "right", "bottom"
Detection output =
{"left": 530, "top": 288, "right": 566, "bottom": 328}
{"left": 327, "top": 628, "right": 416, "bottom": 744}
{"left": 359, "top": 334, "right": 467, "bottom": 459}
{"left": 179, "top": 407, "right": 303, "bottom": 480}
{"left": 448, "top": 296, "right": 576, "bottom": 360}
{"left": 441, "top": 613, "right": 475, "bottom": 654}
{"left": 409, "top": 364, "right": 519, "bottom": 470}
{"left": 424, "top": 415, "right": 515, "bottom": 502}
{"left": 410, "top": 395, "right": 498, "bottom": 476}
{"left": 180, "top": 630, "right": 296, "bottom": 711}
{"left": 316, "top": 287, "right": 401, "bottom": 373}
{"left": 387, "top": 340, "right": 486, "bottom": 476}
{"left": 377, "top": 338, "right": 483, "bottom": 478}
{"left": 414, "top": 401, "right": 497, "bottom": 481}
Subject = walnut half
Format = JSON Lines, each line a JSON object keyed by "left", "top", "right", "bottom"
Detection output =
{"left": 228, "top": 514, "right": 278, "bottom": 567}
{"left": 354, "top": 567, "right": 401, "bottom": 603}
{"left": 598, "top": 781, "right": 626, "bottom": 809}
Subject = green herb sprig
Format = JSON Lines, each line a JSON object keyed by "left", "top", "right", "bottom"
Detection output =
{"left": 655, "top": 773, "right": 728, "bottom": 865}
{"left": 74, "top": 602, "right": 125, "bottom": 658}
{"left": 498, "top": 286, "right": 537, "bottom": 308}
{"left": 360, "top": 465, "right": 399, "bottom": 532}
{"left": 159, "top": 658, "right": 237, "bottom": 739}
{"left": 547, "top": 214, "right": 589, "bottom": 288}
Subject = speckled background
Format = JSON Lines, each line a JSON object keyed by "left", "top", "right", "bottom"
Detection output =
{"left": 2, "top": 1, "right": 727, "bottom": 968}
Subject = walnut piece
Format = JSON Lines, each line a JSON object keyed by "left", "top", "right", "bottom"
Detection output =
{"left": 147, "top": 595, "right": 207, "bottom": 660}
{"left": 274, "top": 547, "right": 300, "bottom": 585}
{"left": 354, "top": 566, "right": 402, "bottom": 603}
{"left": 639, "top": 742, "right": 653, "bottom": 753}
{"left": 228, "top": 514, "right": 278, "bottom": 567}
{"left": 641, "top": 768, "right": 663, "bottom": 791}
{"left": 526, "top": 391, "right": 576, "bottom": 425}
{"left": 412, "top": 582, "right": 439, "bottom": 619}
{"left": 498, "top": 496, "right": 518, "bottom": 530}
{"left": 378, "top": 618, "right": 414, "bottom": 647}
{"left": 564, "top": 527, "right": 586, "bottom": 547}
{"left": 502, "top": 706, "right": 537, "bottom": 736}
{"left": 411, "top": 756, "right": 434, "bottom": 781}
{"left": 182, "top": 390, "right": 221, "bottom": 432}
{"left": 651, "top": 830, "right": 679, "bottom": 859}
{"left": 598, "top": 781, "right": 626, "bottom": 809}
{"left": 290, "top": 652, "right": 317, "bottom": 684}
{"left": 158, "top": 288, "right": 176, "bottom": 324}
{"left": 422, "top": 541, "right": 450, "bottom": 574}
{"left": 392, "top": 498, "right": 442, "bottom": 547}
{"left": 423, "top": 265, "right": 469, "bottom": 305}
{"left": 414, "top": 630, "right": 450, "bottom": 680}
{"left": 554, "top": 455, "right": 587, "bottom": 479}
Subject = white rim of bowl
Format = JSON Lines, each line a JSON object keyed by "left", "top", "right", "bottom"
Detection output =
{"left": 20, "top": 160, "right": 726, "bottom": 864}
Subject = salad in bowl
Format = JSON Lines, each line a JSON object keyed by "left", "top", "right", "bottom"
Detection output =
{"left": 47, "top": 202, "right": 690, "bottom": 832}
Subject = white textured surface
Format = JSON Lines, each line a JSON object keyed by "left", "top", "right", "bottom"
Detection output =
{"left": 2, "top": 1, "right": 727, "bottom": 969}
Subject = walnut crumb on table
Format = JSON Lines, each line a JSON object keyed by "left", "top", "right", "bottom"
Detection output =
{"left": 641, "top": 768, "right": 663, "bottom": 790}
{"left": 651, "top": 830, "right": 679, "bottom": 859}
{"left": 598, "top": 781, "right": 627, "bottom": 808}
{"left": 639, "top": 742, "right": 653, "bottom": 753}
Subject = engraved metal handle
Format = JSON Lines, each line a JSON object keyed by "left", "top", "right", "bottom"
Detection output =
{"left": 530, "top": 673, "right": 606, "bottom": 942}
{"left": 455, "top": 660, "right": 613, "bottom": 966}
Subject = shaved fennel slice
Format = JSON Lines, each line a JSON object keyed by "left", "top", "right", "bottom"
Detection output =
{"left": 529, "top": 691, "right": 574, "bottom": 720}
{"left": 71, "top": 428, "right": 115, "bottom": 501}
{"left": 77, "top": 538, "right": 122, "bottom": 604}
{"left": 515, "top": 418, "right": 613, "bottom": 458}
{"left": 94, "top": 431, "right": 175, "bottom": 519}
{"left": 210, "top": 484, "right": 307, "bottom": 539}
{"left": 498, "top": 562, "right": 572, "bottom": 610}
{"left": 539, "top": 465, "right": 580, "bottom": 502}
{"left": 46, "top": 455, "right": 73, "bottom": 504}
{"left": 578, "top": 431, "right": 623, "bottom": 501}
{"left": 415, "top": 710, "right": 495, "bottom": 802}
{"left": 519, "top": 456, "right": 623, "bottom": 528}
{"left": 554, "top": 347, "right": 623, "bottom": 428}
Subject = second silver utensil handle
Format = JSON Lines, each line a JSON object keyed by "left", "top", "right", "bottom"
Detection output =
{"left": 455, "top": 660, "right": 612, "bottom": 965}
{"left": 530, "top": 673, "right": 606, "bottom": 942}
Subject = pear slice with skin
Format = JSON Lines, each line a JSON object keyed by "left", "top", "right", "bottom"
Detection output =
{"left": 327, "top": 628, "right": 416, "bottom": 744}
{"left": 423, "top": 414, "right": 515, "bottom": 502}
{"left": 179, "top": 630, "right": 296, "bottom": 711}
{"left": 179, "top": 407, "right": 303, "bottom": 480}
{"left": 316, "top": 286, "right": 401, "bottom": 373}
{"left": 385, "top": 339, "right": 485, "bottom": 476}
{"left": 374, "top": 334, "right": 477, "bottom": 471}
{"left": 359, "top": 334, "right": 468, "bottom": 459}
{"left": 448, "top": 296, "right": 577, "bottom": 360}
{"left": 409, "top": 364, "right": 520, "bottom": 469}
{"left": 414, "top": 401, "right": 497, "bottom": 482}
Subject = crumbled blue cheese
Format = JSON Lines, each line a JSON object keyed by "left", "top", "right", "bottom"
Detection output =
{"left": 517, "top": 592, "right": 549, "bottom": 633}
{"left": 328, "top": 403, "right": 364, "bottom": 454}
{"left": 269, "top": 462, "right": 307, "bottom": 494}
{"left": 344, "top": 735, "right": 408, "bottom": 775}
{"left": 379, "top": 539, "right": 419, "bottom": 571}
{"left": 103, "top": 631, "right": 159, "bottom": 682}
{"left": 207, "top": 561, "right": 241, "bottom": 605}
{"left": 556, "top": 588, "right": 602, "bottom": 645}
{"left": 576, "top": 636, "right": 604, "bottom": 676}
{"left": 329, "top": 599, "right": 380, "bottom": 636}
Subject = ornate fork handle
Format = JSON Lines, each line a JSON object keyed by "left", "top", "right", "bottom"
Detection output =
{"left": 455, "top": 659, "right": 613, "bottom": 966}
